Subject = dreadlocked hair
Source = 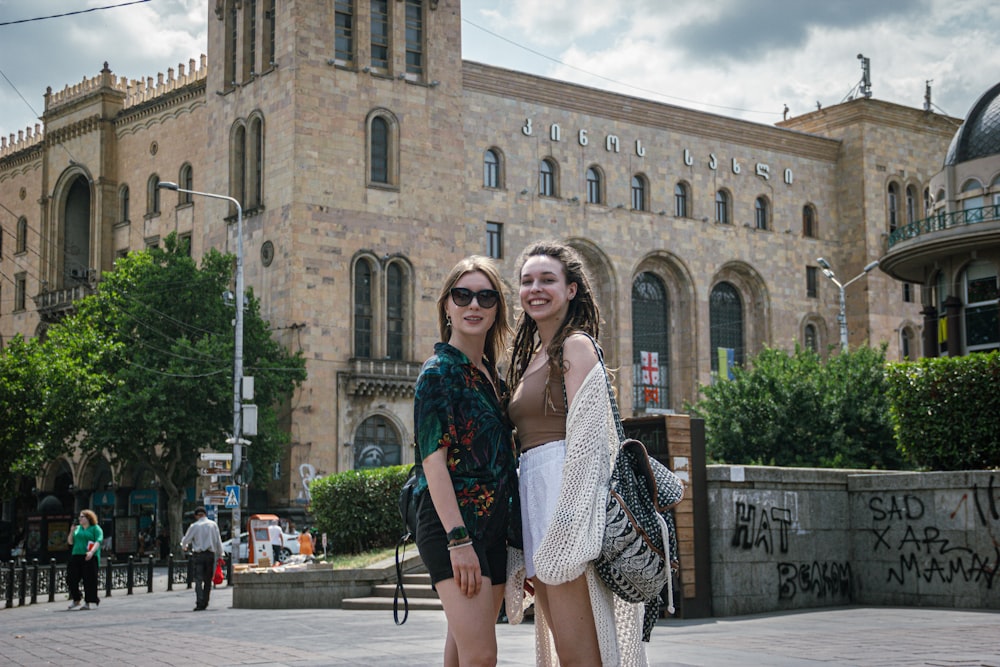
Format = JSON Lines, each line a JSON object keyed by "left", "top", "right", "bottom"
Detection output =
{"left": 506, "top": 241, "right": 601, "bottom": 394}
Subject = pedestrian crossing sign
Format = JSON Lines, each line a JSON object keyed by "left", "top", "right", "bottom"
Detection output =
{"left": 225, "top": 485, "right": 240, "bottom": 508}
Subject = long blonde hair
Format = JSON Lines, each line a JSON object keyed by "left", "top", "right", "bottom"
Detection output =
{"left": 436, "top": 256, "right": 512, "bottom": 370}
{"left": 506, "top": 241, "right": 601, "bottom": 391}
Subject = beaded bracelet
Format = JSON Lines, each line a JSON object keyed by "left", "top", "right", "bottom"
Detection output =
{"left": 447, "top": 540, "right": 473, "bottom": 551}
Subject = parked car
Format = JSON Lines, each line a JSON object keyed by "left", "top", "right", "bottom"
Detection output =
{"left": 221, "top": 531, "right": 300, "bottom": 561}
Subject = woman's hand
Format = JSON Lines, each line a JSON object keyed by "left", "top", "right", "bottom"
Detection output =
{"left": 450, "top": 543, "right": 482, "bottom": 597}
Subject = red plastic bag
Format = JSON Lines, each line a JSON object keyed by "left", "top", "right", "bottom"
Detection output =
{"left": 212, "top": 558, "right": 225, "bottom": 585}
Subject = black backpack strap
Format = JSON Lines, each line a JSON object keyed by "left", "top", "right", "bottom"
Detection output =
{"left": 393, "top": 536, "right": 409, "bottom": 625}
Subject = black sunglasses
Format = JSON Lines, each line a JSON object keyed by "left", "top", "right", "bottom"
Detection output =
{"left": 450, "top": 287, "right": 500, "bottom": 309}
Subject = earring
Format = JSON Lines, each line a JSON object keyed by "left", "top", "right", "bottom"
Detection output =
{"left": 446, "top": 315, "right": 452, "bottom": 328}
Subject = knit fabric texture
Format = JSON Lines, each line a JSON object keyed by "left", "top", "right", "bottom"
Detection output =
{"left": 505, "top": 361, "right": 647, "bottom": 667}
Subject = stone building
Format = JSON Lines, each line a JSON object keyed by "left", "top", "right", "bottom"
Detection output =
{"left": 0, "top": 0, "right": 960, "bottom": 525}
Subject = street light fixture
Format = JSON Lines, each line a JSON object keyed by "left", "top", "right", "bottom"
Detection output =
{"left": 158, "top": 181, "right": 245, "bottom": 561}
{"left": 816, "top": 257, "right": 880, "bottom": 351}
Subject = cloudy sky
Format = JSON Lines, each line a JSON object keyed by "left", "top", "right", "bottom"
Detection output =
{"left": 1, "top": 0, "right": 998, "bottom": 139}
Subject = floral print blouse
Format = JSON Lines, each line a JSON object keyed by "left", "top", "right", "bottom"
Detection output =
{"left": 413, "top": 342, "right": 517, "bottom": 542}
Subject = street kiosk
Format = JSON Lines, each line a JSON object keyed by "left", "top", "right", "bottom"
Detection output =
{"left": 248, "top": 514, "right": 279, "bottom": 567}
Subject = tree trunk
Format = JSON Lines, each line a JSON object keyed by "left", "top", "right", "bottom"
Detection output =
{"left": 166, "top": 490, "right": 185, "bottom": 557}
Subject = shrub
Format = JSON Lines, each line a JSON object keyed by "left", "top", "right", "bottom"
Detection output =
{"left": 309, "top": 465, "right": 410, "bottom": 554}
{"left": 885, "top": 351, "right": 1000, "bottom": 470}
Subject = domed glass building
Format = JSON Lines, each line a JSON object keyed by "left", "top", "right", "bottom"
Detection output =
{"left": 880, "top": 82, "right": 1000, "bottom": 357}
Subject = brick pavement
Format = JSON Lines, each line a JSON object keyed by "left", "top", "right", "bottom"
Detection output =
{"left": 2, "top": 579, "right": 999, "bottom": 666}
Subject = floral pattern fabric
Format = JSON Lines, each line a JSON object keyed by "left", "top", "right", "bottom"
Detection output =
{"left": 414, "top": 342, "right": 517, "bottom": 542}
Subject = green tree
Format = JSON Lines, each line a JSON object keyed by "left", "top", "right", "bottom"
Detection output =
{"left": 51, "top": 234, "right": 306, "bottom": 547}
{"left": 0, "top": 333, "right": 102, "bottom": 499}
{"left": 690, "top": 344, "right": 903, "bottom": 469}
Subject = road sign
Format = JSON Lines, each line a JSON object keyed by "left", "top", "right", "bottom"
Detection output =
{"left": 201, "top": 452, "right": 233, "bottom": 461}
{"left": 224, "top": 485, "right": 240, "bottom": 508}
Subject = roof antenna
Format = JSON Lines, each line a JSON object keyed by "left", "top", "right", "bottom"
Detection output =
{"left": 857, "top": 54, "right": 872, "bottom": 98}
{"left": 924, "top": 79, "right": 933, "bottom": 112}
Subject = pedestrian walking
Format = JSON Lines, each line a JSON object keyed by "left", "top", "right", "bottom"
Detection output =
{"left": 180, "top": 506, "right": 224, "bottom": 611}
{"left": 66, "top": 509, "right": 103, "bottom": 611}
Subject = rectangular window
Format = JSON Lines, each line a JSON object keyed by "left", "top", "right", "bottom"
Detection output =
{"left": 263, "top": 0, "right": 276, "bottom": 67}
{"left": 370, "top": 0, "right": 390, "bottom": 71}
{"left": 244, "top": 0, "right": 258, "bottom": 77}
{"left": 178, "top": 233, "right": 193, "bottom": 257}
{"left": 902, "top": 282, "right": 913, "bottom": 303}
{"left": 486, "top": 222, "right": 503, "bottom": 259}
{"left": 405, "top": 0, "right": 423, "bottom": 77}
{"left": 14, "top": 272, "right": 26, "bottom": 312}
{"left": 334, "top": 0, "right": 353, "bottom": 64}
{"left": 227, "top": 6, "right": 238, "bottom": 86}
{"left": 806, "top": 266, "right": 818, "bottom": 299}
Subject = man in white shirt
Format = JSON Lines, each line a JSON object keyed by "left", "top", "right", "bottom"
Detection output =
{"left": 180, "top": 507, "right": 224, "bottom": 611}
{"left": 266, "top": 523, "right": 284, "bottom": 563}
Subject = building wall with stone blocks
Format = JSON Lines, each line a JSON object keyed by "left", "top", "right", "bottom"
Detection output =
{"left": 0, "top": 0, "right": 962, "bottom": 515}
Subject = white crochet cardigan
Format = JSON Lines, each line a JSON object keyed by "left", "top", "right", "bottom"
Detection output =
{"left": 506, "top": 361, "right": 647, "bottom": 667}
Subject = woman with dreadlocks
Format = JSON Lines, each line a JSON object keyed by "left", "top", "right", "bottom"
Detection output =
{"left": 504, "top": 241, "right": 646, "bottom": 666}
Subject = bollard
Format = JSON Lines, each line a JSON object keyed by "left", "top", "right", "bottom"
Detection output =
{"left": 18, "top": 559, "right": 26, "bottom": 606}
{"left": 167, "top": 553, "right": 174, "bottom": 591}
{"left": 226, "top": 554, "right": 233, "bottom": 586}
{"left": 30, "top": 559, "right": 39, "bottom": 605}
{"left": 47, "top": 559, "right": 56, "bottom": 603}
{"left": 186, "top": 556, "right": 193, "bottom": 589}
{"left": 126, "top": 555, "right": 135, "bottom": 595}
{"left": 4, "top": 561, "right": 13, "bottom": 608}
{"left": 147, "top": 556, "right": 154, "bottom": 593}
{"left": 105, "top": 555, "right": 113, "bottom": 597}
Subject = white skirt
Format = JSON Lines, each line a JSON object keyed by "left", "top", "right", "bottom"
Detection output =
{"left": 519, "top": 440, "right": 566, "bottom": 580}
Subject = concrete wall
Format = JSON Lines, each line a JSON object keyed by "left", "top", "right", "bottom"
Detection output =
{"left": 707, "top": 466, "right": 1000, "bottom": 617}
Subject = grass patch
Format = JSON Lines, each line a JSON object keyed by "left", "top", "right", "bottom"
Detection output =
{"left": 321, "top": 546, "right": 397, "bottom": 569}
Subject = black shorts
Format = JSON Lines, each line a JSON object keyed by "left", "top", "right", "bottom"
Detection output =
{"left": 414, "top": 491, "right": 508, "bottom": 587}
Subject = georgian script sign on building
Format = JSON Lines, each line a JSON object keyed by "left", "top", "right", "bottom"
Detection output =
{"left": 521, "top": 118, "right": 795, "bottom": 185}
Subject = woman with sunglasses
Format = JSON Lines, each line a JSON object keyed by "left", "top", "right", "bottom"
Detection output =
{"left": 413, "top": 256, "right": 518, "bottom": 667}
{"left": 504, "top": 241, "right": 645, "bottom": 666}
{"left": 66, "top": 509, "right": 103, "bottom": 611}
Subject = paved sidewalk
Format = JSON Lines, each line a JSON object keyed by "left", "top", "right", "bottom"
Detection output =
{"left": 2, "top": 582, "right": 999, "bottom": 666}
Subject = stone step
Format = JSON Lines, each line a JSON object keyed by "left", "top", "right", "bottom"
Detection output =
{"left": 371, "top": 582, "right": 438, "bottom": 598}
{"left": 402, "top": 573, "right": 432, "bottom": 585}
{"left": 342, "top": 596, "right": 443, "bottom": 611}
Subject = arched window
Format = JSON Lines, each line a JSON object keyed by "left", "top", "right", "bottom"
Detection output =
{"left": 804, "top": 323, "right": 818, "bottom": 353}
{"left": 962, "top": 260, "right": 999, "bottom": 353}
{"left": 178, "top": 164, "right": 193, "bottom": 204}
{"left": 16, "top": 216, "right": 27, "bottom": 254}
{"left": 231, "top": 122, "right": 247, "bottom": 205}
{"left": 119, "top": 186, "right": 130, "bottom": 223}
{"left": 147, "top": 175, "right": 160, "bottom": 214}
{"left": 961, "top": 179, "right": 985, "bottom": 223}
{"left": 386, "top": 262, "right": 404, "bottom": 360}
{"left": 906, "top": 185, "right": 917, "bottom": 225}
{"left": 923, "top": 187, "right": 931, "bottom": 217}
{"left": 710, "top": 282, "right": 744, "bottom": 376}
{"left": 900, "top": 327, "right": 913, "bottom": 360}
{"left": 586, "top": 166, "right": 602, "bottom": 204}
{"left": 539, "top": 158, "right": 557, "bottom": 197}
{"left": 367, "top": 110, "right": 398, "bottom": 187}
{"left": 354, "top": 259, "right": 374, "bottom": 358}
{"left": 631, "top": 174, "right": 647, "bottom": 211}
{"left": 887, "top": 182, "right": 899, "bottom": 232}
{"left": 247, "top": 114, "right": 264, "bottom": 207}
{"left": 483, "top": 149, "right": 500, "bottom": 188}
{"left": 370, "top": 116, "right": 389, "bottom": 184}
{"left": 674, "top": 183, "right": 688, "bottom": 218}
{"left": 354, "top": 415, "right": 401, "bottom": 468}
{"left": 715, "top": 190, "right": 730, "bottom": 224}
{"left": 631, "top": 272, "right": 669, "bottom": 411}
{"left": 754, "top": 196, "right": 769, "bottom": 230}
{"left": 803, "top": 204, "right": 817, "bottom": 237}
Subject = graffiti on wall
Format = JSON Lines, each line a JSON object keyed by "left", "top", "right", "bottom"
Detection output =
{"left": 777, "top": 561, "right": 852, "bottom": 600}
{"left": 731, "top": 500, "right": 793, "bottom": 554}
{"left": 868, "top": 483, "right": 1000, "bottom": 590}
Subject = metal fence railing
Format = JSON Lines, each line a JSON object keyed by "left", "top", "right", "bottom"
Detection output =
{"left": 1, "top": 554, "right": 233, "bottom": 609}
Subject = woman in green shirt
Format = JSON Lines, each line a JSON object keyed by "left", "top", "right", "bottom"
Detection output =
{"left": 67, "top": 508, "right": 103, "bottom": 610}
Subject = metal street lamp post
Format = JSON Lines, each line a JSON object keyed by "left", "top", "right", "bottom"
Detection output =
{"left": 816, "top": 257, "right": 880, "bottom": 351}
{"left": 158, "top": 181, "right": 245, "bottom": 561}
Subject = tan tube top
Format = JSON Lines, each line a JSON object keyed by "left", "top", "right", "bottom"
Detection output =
{"left": 508, "top": 361, "right": 566, "bottom": 450}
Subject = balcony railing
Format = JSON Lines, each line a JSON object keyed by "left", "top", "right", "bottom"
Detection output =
{"left": 33, "top": 283, "right": 95, "bottom": 322}
{"left": 346, "top": 357, "right": 423, "bottom": 398}
{"left": 888, "top": 204, "right": 1000, "bottom": 249}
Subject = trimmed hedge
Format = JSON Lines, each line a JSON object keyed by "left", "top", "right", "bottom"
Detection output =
{"left": 309, "top": 464, "right": 411, "bottom": 554}
{"left": 885, "top": 351, "right": 1000, "bottom": 470}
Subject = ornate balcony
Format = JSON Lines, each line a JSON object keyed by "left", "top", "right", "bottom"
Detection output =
{"left": 33, "top": 283, "right": 96, "bottom": 324}
{"left": 881, "top": 204, "right": 1000, "bottom": 282}
{"left": 345, "top": 358, "right": 422, "bottom": 398}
